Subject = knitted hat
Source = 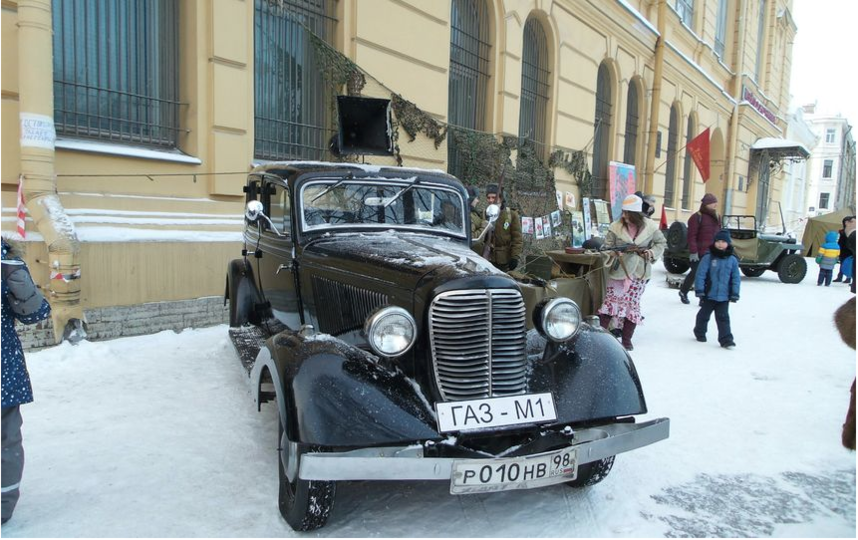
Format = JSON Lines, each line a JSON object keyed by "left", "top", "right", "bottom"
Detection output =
{"left": 622, "top": 194, "right": 643, "bottom": 212}
{"left": 701, "top": 193, "right": 718, "bottom": 205}
{"left": 714, "top": 229, "right": 732, "bottom": 244}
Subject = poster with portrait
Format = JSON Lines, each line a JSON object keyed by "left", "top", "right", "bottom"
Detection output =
{"left": 581, "top": 197, "right": 592, "bottom": 241}
{"left": 550, "top": 210, "right": 562, "bottom": 229}
{"left": 571, "top": 211, "right": 585, "bottom": 247}
{"left": 608, "top": 161, "right": 637, "bottom": 221}
{"left": 535, "top": 217, "right": 545, "bottom": 239}
{"left": 521, "top": 216, "right": 534, "bottom": 235}
{"left": 555, "top": 190, "right": 564, "bottom": 210}
{"left": 542, "top": 216, "right": 553, "bottom": 238}
{"left": 564, "top": 191, "right": 575, "bottom": 209}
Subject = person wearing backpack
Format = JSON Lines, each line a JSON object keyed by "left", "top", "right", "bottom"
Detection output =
{"left": 679, "top": 193, "right": 721, "bottom": 304}
{"left": 693, "top": 230, "right": 741, "bottom": 349}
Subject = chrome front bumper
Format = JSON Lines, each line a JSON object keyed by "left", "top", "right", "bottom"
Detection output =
{"left": 299, "top": 417, "right": 669, "bottom": 481}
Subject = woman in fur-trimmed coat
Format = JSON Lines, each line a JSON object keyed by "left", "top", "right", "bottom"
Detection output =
{"left": 2, "top": 237, "right": 51, "bottom": 524}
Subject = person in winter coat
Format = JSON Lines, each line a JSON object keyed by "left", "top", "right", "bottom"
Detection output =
{"left": 597, "top": 194, "right": 666, "bottom": 351}
{"left": 816, "top": 231, "right": 841, "bottom": 286}
{"left": 834, "top": 215, "right": 855, "bottom": 284}
{"left": 693, "top": 229, "right": 741, "bottom": 348}
{"left": 1, "top": 237, "right": 51, "bottom": 524}
{"left": 679, "top": 193, "right": 721, "bottom": 305}
{"left": 483, "top": 184, "right": 522, "bottom": 272}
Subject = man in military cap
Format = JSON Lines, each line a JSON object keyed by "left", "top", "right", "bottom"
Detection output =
{"left": 483, "top": 184, "right": 522, "bottom": 272}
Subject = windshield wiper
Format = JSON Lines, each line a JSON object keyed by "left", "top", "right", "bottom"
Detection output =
{"left": 311, "top": 174, "right": 352, "bottom": 203}
{"left": 383, "top": 178, "right": 421, "bottom": 208}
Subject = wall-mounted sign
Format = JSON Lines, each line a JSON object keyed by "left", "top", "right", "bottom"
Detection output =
{"left": 742, "top": 87, "right": 778, "bottom": 125}
{"left": 20, "top": 113, "right": 56, "bottom": 150}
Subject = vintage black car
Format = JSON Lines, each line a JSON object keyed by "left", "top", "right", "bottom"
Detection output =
{"left": 226, "top": 161, "right": 669, "bottom": 531}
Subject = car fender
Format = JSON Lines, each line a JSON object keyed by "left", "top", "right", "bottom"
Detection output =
{"left": 531, "top": 324, "right": 647, "bottom": 423}
{"left": 226, "top": 258, "right": 265, "bottom": 327}
{"left": 253, "top": 330, "right": 440, "bottom": 447}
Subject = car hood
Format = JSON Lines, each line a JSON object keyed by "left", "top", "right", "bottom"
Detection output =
{"left": 300, "top": 232, "right": 505, "bottom": 285}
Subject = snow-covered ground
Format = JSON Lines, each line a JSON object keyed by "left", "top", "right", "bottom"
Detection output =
{"left": 2, "top": 263, "right": 855, "bottom": 537}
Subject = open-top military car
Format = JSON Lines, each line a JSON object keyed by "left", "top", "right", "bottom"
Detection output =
{"left": 663, "top": 214, "right": 807, "bottom": 283}
{"left": 226, "top": 161, "right": 669, "bottom": 531}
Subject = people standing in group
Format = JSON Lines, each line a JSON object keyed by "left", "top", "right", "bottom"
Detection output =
{"left": 693, "top": 230, "right": 741, "bottom": 349}
{"left": 679, "top": 193, "right": 721, "bottom": 305}
{"left": 596, "top": 194, "right": 666, "bottom": 351}
{"left": 816, "top": 231, "right": 841, "bottom": 287}
{"left": 482, "top": 184, "right": 522, "bottom": 272}
{"left": 2, "top": 238, "right": 51, "bottom": 525}
{"left": 834, "top": 215, "right": 856, "bottom": 284}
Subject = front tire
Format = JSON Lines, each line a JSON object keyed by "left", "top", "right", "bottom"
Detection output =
{"left": 740, "top": 267, "right": 767, "bottom": 278}
{"left": 566, "top": 456, "right": 615, "bottom": 488}
{"left": 777, "top": 254, "right": 807, "bottom": 284}
{"left": 663, "top": 257, "right": 690, "bottom": 274}
{"left": 278, "top": 418, "right": 336, "bottom": 531}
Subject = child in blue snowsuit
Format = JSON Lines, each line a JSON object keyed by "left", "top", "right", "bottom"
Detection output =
{"left": 2, "top": 238, "right": 51, "bottom": 524}
{"left": 694, "top": 230, "right": 741, "bottom": 348}
{"left": 816, "top": 231, "right": 841, "bottom": 286}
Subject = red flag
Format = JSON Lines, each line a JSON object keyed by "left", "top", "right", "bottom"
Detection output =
{"left": 687, "top": 128, "right": 710, "bottom": 182}
{"left": 659, "top": 205, "right": 668, "bottom": 230}
{"left": 17, "top": 174, "right": 26, "bottom": 238}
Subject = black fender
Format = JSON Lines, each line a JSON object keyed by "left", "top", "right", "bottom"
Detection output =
{"left": 252, "top": 330, "right": 440, "bottom": 447}
{"left": 226, "top": 258, "right": 264, "bottom": 327}
{"left": 531, "top": 324, "right": 647, "bottom": 424}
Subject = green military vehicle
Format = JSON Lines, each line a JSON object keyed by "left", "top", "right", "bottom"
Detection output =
{"left": 663, "top": 214, "right": 807, "bottom": 284}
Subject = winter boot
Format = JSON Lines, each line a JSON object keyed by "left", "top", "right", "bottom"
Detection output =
{"left": 598, "top": 313, "right": 611, "bottom": 330}
{"left": 621, "top": 319, "right": 637, "bottom": 351}
{"left": 678, "top": 290, "right": 690, "bottom": 304}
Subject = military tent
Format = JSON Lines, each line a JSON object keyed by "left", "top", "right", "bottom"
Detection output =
{"left": 800, "top": 209, "right": 854, "bottom": 257}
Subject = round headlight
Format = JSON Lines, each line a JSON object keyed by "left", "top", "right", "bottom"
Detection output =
{"left": 539, "top": 298, "right": 582, "bottom": 342}
{"left": 364, "top": 306, "right": 417, "bottom": 358}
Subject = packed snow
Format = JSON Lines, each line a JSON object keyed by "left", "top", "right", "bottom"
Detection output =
{"left": 1, "top": 262, "right": 855, "bottom": 537}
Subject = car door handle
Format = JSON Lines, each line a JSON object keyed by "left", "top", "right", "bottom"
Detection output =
{"left": 276, "top": 263, "right": 292, "bottom": 274}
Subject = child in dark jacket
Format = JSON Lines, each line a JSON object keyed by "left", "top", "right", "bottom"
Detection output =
{"left": 694, "top": 230, "right": 741, "bottom": 349}
{"left": 816, "top": 231, "right": 841, "bottom": 286}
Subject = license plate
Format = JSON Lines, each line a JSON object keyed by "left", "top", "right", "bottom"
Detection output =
{"left": 450, "top": 447, "right": 577, "bottom": 494}
{"left": 435, "top": 393, "right": 557, "bottom": 433}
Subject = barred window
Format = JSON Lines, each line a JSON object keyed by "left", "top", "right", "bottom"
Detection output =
{"left": 714, "top": 0, "right": 728, "bottom": 58}
{"left": 681, "top": 116, "right": 696, "bottom": 209}
{"left": 52, "top": 0, "right": 181, "bottom": 148}
{"left": 664, "top": 105, "right": 679, "bottom": 206}
{"left": 254, "top": 0, "right": 337, "bottom": 161}
{"left": 592, "top": 63, "right": 613, "bottom": 201}
{"left": 623, "top": 79, "right": 640, "bottom": 168}
{"left": 519, "top": 17, "right": 550, "bottom": 158}
{"left": 447, "top": 0, "right": 491, "bottom": 181}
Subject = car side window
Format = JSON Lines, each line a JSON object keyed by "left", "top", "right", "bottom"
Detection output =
{"left": 267, "top": 182, "right": 291, "bottom": 237}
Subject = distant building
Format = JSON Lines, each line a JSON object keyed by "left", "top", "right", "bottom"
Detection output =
{"left": 784, "top": 107, "right": 818, "bottom": 234}
{"left": 802, "top": 104, "right": 856, "bottom": 215}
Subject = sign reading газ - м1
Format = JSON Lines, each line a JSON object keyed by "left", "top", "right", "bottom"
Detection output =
{"left": 742, "top": 86, "right": 778, "bottom": 125}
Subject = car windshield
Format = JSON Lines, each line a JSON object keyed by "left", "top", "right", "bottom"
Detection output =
{"left": 299, "top": 178, "right": 466, "bottom": 236}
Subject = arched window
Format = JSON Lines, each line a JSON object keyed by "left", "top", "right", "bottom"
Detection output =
{"left": 519, "top": 17, "right": 550, "bottom": 157}
{"left": 664, "top": 105, "right": 679, "bottom": 206}
{"left": 623, "top": 79, "right": 640, "bottom": 168}
{"left": 448, "top": 0, "right": 491, "bottom": 180}
{"left": 681, "top": 115, "right": 696, "bottom": 209}
{"left": 254, "top": 0, "right": 337, "bottom": 160}
{"left": 592, "top": 63, "right": 613, "bottom": 200}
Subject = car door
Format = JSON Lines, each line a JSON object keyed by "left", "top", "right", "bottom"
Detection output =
{"left": 256, "top": 176, "right": 302, "bottom": 329}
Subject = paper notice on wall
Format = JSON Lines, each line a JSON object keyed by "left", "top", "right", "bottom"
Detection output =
{"left": 20, "top": 113, "right": 56, "bottom": 150}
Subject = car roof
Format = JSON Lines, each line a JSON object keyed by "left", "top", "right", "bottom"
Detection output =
{"left": 250, "top": 160, "right": 463, "bottom": 189}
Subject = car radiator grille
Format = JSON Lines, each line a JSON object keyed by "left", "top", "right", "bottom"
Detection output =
{"left": 312, "top": 276, "right": 388, "bottom": 336}
{"left": 429, "top": 289, "right": 527, "bottom": 401}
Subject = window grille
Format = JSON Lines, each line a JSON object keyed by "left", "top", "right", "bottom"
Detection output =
{"left": 52, "top": 0, "right": 181, "bottom": 148}
{"left": 681, "top": 116, "right": 695, "bottom": 209}
{"left": 519, "top": 18, "right": 550, "bottom": 158}
{"left": 714, "top": 0, "right": 728, "bottom": 58}
{"left": 254, "top": 0, "right": 337, "bottom": 161}
{"left": 675, "top": 0, "right": 694, "bottom": 27}
{"left": 664, "top": 106, "right": 679, "bottom": 206}
{"left": 447, "top": 0, "right": 491, "bottom": 181}
{"left": 623, "top": 81, "right": 639, "bottom": 168}
{"left": 592, "top": 63, "right": 613, "bottom": 201}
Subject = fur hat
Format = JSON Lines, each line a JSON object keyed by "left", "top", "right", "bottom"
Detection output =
{"left": 714, "top": 229, "right": 732, "bottom": 244}
{"left": 701, "top": 193, "right": 718, "bottom": 205}
{"left": 622, "top": 194, "right": 643, "bottom": 212}
{"left": 485, "top": 184, "right": 499, "bottom": 196}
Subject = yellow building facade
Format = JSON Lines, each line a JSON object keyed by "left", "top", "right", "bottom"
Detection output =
{"left": 1, "top": 0, "right": 798, "bottom": 344}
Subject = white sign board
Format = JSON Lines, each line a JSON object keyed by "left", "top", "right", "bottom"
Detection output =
{"left": 20, "top": 113, "right": 56, "bottom": 150}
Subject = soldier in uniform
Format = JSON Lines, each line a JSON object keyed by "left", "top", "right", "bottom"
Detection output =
{"left": 483, "top": 184, "right": 522, "bottom": 272}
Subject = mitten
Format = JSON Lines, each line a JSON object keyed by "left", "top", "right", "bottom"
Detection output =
{"left": 729, "top": 296, "right": 739, "bottom": 303}
{"left": 689, "top": 253, "right": 699, "bottom": 262}
{"left": 3, "top": 263, "right": 45, "bottom": 316}
{"left": 507, "top": 258, "right": 519, "bottom": 271}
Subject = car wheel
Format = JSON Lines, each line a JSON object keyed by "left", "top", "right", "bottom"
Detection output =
{"left": 278, "top": 417, "right": 336, "bottom": 531}
{"left": 663, "top": 257, "right": 690, "bottom": 274}
{"left": 740, "top": 267, "right": 767, "bottom": 278}
{"left": 565, "top": 456, "right": 615, "bottom": 488}
{"left": 777, "top": 254, "right": 807, "bottom": 284}
{"left": 666, "top": 222, "right": 688, "bottom": 250}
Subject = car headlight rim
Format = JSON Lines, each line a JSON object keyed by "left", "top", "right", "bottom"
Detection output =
{"left": 539, "top": 297, "right": 582, "bottom": 342}
{"left": 364, "top": 306, "right": 417, "bottom": 358}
